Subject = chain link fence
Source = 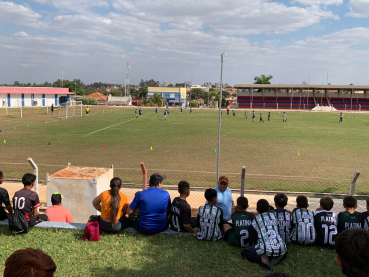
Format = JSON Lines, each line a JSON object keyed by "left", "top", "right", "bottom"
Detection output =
{"left": 1, "top": 160, "right": 368, "bottom": 215}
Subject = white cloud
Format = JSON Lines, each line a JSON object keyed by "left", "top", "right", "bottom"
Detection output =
{"left": 31, "top": 0, "right": 109, "bottom": 12}
{"left": 12, "top": 31, "right": 29, "bottom": 37}
{"left": 346, "top": 0, "right": 369, "bottom": 18}
{"left": 0, "top": 1, "right": 41, "bottom": 25}
{"left": 291, "top": 0, "right": 343, "bottom": 5}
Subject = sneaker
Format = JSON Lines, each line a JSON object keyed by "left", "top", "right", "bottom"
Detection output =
{"left": 260, "top": 255, "right": 273, "bottom": 271}
{"left": 271, "top": 255, "right": 285, "bottom": 267}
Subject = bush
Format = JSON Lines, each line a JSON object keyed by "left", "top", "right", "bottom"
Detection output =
{"left": 81, "top": 98, "right": 97, "bottom": 105}
{"left": 190, "top": 101, "right": 199, "bottom": 108}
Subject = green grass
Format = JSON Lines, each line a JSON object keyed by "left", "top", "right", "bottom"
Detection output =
{"left": 1, "top": 107, "right": 369, "bottom": 194}
{"left": 0, "top": 227, "right": 342, "bottom": 277}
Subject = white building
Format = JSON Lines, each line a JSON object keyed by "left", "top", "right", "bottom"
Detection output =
{"left": 0, "top": 87, "right": 75, "bottom": 107}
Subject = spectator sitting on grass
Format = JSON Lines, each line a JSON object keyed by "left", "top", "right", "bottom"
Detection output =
{"left": 4, "top": 248, "right": 57, "bottom": 277}
{"left": 169, "top": 180, "right": 199, "bottom": 233}
{"left": 223, "top": 196, "right": 256, "bottom": 247}
{"left": 335, "top": 229, "right": 369, "bottom": 277}
{"left": 127, "top": 173, "right": 171, "bottom": 234}
{"left": 0, "top": 171, "right": 13, "bottom": 221}
{"left": 92, "top": 177, "right": 129, "bottom": 233}
{"left": 291, "top": 196, "right": 315, "bottom": 245}
{"left": 338, "top": 196, "right": 362, "bottom": 233}
{"left": 212, "top": 176, "right": 234, "bottom": 222}
{"left": 314, "top": 197, "right": 338, "bottom": 247}
{"left": 197, "top": 188, "right": 223, "bottom": 241}
{"left": 13, "top": 173, "right": 49, "bottom": 227}
{"left": 45, "top": 193, "right": 74, "bottom": 223}
{"left": 269, "top": 193, "right": 292, "bottom": 244}
{"left": 241, "top": 199, "right": 287, "bottom": 271}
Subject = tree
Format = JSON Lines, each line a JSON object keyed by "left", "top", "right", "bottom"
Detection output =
{"left": 167, "top": 83, "right": 174, "bottom": 87}
{"left": 138, "top": 87, "right": 148, "bottom": 99}
{"left": 254, "top": 74, "right": 273, "bottom": 84}
{"left": 175, "top": 83, "right": 186, "bottom": 87}
{"left": 149, "top": 93, "right": 163, "bottom": 106}
{"left": 130, "top": 88, "right": 138, "bottom": 98}
{"left": 139, "top": 79, "right": 160, "bottom": 87}
{"left": 63, "top": 81, "right": 85, "bottom": 95}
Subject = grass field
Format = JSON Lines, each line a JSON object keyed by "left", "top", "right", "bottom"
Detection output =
{"left": 1, "top": 106, "right": 369, "bottom": 194}
{"left": 0, "top": 226, "right": 342, "bottom": 277}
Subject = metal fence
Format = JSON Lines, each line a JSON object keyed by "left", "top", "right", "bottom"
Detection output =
{"left": 1, "top": 159, "right": 368, "bottom": 215}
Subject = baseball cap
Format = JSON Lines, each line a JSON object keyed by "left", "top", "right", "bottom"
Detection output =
{"left": 149, "top": 173, "right": 167, "bottom": 185}
{"left": 219, "top": 176, "right": 228, "bottom": 184}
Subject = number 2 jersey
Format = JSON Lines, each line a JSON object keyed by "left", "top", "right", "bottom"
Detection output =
{"left": 269, "top": 209, "right": 292, "bottom": 244}
{"left": 228, "top": 211, "right": 257, "bottom": 247}
{"left": 362, "top": 211, "right": 369, "bottom": 231}
{"left": 314, "top": 210, "right": 338, "bottom": 247}
{"left": 196, "top": 204, "right": 223, "bottom": 241}
{"left": 252, "top": 212, "right": 287, "bottom": 257}
{"left": 291, "top": 208, "right": 316, "bottom": 245}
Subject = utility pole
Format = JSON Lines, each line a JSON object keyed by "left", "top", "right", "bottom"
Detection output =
{"left": 127, "top": 62, "right": 130, "bottom": 96}
{"left": 61, "top": 68, "right": 63, "bottom": 87}
{"left": 217, "top": 53, "right": 226, "bottom": 182}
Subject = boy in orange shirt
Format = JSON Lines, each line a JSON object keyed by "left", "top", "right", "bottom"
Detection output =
{"left": 45, "top": 193, "right": 74, "bottom": 223}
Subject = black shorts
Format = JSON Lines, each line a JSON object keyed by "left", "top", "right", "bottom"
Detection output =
{"left": 224, "top": 228, "right": 235, "bottom": 241}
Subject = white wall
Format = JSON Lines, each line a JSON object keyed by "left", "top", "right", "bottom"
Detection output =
{"left": 1, "top": 94, "right": 71, "bottom": 107}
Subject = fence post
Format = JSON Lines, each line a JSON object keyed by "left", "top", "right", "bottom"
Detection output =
{"left": 240, "top": 166, "right": 246, "bottom": 197}
{"left": 350, "top": 171, "right": 360, "bottom": 196}
{"left": 276, "top": 103, "right": 278, "bottom": 110}
{"left": 140, "top": 162, "right": 147, "bottom": 190}
{"left": 27, "top": 158, "right": 38, "bottom": 193}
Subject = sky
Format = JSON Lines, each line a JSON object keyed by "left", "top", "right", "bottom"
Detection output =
{"left": 0, "top": 0, "right": 369, "bottom": 86}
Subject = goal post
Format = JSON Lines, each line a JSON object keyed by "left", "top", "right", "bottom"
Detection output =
{"left": 58, "top": 101, "right": 82, "bottom": 119}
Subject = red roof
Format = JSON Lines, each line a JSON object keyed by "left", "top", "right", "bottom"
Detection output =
{"left": 0, "top": 87, "right": 74, "bottom": 95}
{"left": 83, "top": 92, "right": 107, "bottom": 101}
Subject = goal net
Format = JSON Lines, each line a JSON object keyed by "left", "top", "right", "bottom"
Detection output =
{"left": 58, "top": 101, "right": 82, "bottom": 119}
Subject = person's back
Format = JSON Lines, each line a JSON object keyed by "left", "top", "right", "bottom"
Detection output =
{"left": 45, "top": 193, "right": 74, "bottom": 223}
{"left": 13, "top": 173, "right": 48, "bottom": 227}
{"left": 362, "top": 198, "right": 369, "bottom": 230}
{"left": 338, "top": 196, "right": 362, "bottom": 233}
{"left": 129, "top": 173, "right": 171, "bottom": 234}
{"left": 314, "top": 197, "right": 338, "bottom": 247}
{"left": 253, "top": 211, "right": 287, "bottom": 257}
{"left": 270, "top": 194, "right": 292, "bottom": 244}
{"left": 0, "top": 171, "right": 13, "bottom": 221}
{"left": 197, "top": 189, "right": 223, "bottom": 241}
{"left": 291, "top": 196, "right": 315, "bottom": 245}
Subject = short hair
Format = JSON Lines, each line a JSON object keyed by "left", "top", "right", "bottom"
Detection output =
{"left": 4, "top": 248, "right": 57, "bottom": 277}
{"left": 320, "top": 197, "right": 334, "bottom": 211}
{"left": 0, "top": 171, "right": 3, "bottom": 179}
{"left": 237, "top": 196, "right": 248, "bottom": 210}
{"left": 264, "top": 273, "right": 291, "bottom": 277}
{"left": 343, "top": 196, "right": 357, "bottom": 208}
{"left": 257, "top": 199, "right": 270, "bottom": 214}
{"left": 296, "top": 195, "right": 308, "bottom": 208}
{"left": 274, "top": 193, "right": 288, "bottom": 208}
{"left": 205, "top": 188, "right": 217, "bottom": 202}
{"left": 178, "top": 180, "right": 190, "bottom": 194}
{"left": 51, "top": 194, "right": 62, "bottom": 205}
{"left": 335, "top": 229, "right": 369, "bottom": 277}
{"left": 22, "top": 173, "right": 36, "bottom": 187}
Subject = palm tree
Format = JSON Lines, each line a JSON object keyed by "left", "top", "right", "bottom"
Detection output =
{"left": 254, "top": 74, "right": 273, "bottom": 84}
{"left": 150, "top": 93, "right": 163, "bottom": 106}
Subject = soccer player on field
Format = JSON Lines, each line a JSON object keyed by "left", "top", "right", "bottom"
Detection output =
{"left": 260, "top": 113, "right": 264, "bottom": 123}
{"left": 86, "top": 106, "right": 90, "bottom": 115}
{"left": 314, "top": 197, "right": 338, "bottom": 247}
{"left": 269, "top": 193, "right": 292, "bottom": 244}
{"left": 232, "top": 110, "right": 236, "bottom": 117}
{"left": 291, "top": 196, "right": 316, "bottom": 245}
{"left": 244, "top": 111, "right": 248, "bottom": 119}
{"left": 135, "top": 109, "right": 138, "bottom": 118}
{"left": 196, "top": 188, "right": 223, "bottom": 241}
{"left": 252, "top": 110, "right": 255, "bottom": 122}
{"left": 241, "top": 199, "right": 287, "bottom": 270}
{"left": 190, "top": 108, "right": 193, "bottom": 114}
{"left": 339, "top": 112, "right": 343, "bottom": 123}
{"left": 180, "top": 107, "right": 183, "bottom": 113}
{"left": 164, "top": 110, "right": 167, "bottom": 120}
{"left": 51, "top": 104, "right": 54, "bottom": 115}
{"left": 223, "top": 196, "right": 257, "bottom": 247}
{"left": 282, "top": 112, "right": 287, "bottom": 122}
{"left": 155, "top": 107, "right": 158, "bottom": 113}
{"left": 362, "top": 198, "right": 369, "bottom": 230}
{"left": 169, "top": 181, "right": 198, "bottom": 233}
{"left": 268, "top": 112, "right": 271, "bottom": 121}
{"left": 139, "top": 108, "right": 142, "bottom": 117}
{"left": 338, "top": 196, "right": 362, "bottom": 233}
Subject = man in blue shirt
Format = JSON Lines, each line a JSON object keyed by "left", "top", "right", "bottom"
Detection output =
{"left": 213, "top": 176, "right": 234, "bottom": 222}
{"left": 127, "top": 173, "right": 171, "bottom": 234}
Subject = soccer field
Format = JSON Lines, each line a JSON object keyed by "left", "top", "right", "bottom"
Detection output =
{"left": 1, "top": 106, "right": 369, "bottom": 195}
